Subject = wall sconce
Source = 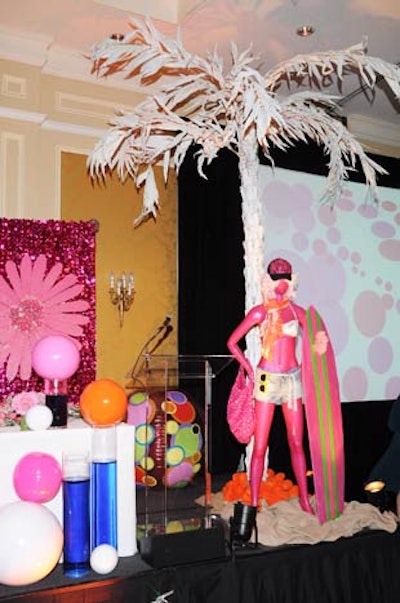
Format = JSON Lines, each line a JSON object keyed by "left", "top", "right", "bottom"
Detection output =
{"left": 109, "top": 272, "right": 135, "bottom": 327}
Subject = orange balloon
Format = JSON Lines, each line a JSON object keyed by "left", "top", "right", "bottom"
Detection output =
{"left": 80, "top": 379, "right": 128, "bottom": 426}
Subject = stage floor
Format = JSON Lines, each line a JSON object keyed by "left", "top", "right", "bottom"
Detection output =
{"left": 1, "top": 473, "right": 400, "bottom": 602}
{"left": 2, "top": 526, "right": 400, "bottom": 602}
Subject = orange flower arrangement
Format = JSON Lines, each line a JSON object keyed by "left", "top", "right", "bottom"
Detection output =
{"left": 222, "top": 468, "right": 300, "bottom": 508}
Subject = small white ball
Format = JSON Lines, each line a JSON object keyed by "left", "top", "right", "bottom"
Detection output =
{"left": 90, "top": 544, "right": 118, "bottom": 575}
{"left": 25, "top": 405, "right": 53, "bottom": 431}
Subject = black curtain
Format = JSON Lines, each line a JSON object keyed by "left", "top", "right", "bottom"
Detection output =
{"left": 178, "top": 141, "right": 400, "bottom": 482}
{"left": 178, "top": 146, "right": 245, "bottom": 356}
{"left": 178, "top": 147, "right": 245, "bottom": 473}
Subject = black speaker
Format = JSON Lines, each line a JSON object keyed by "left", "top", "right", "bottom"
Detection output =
{"left": 139, "top": 526, "right": 227, "bottom": 568}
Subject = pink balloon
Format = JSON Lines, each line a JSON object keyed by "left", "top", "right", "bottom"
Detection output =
{"left": 32, "top": 335, "right": 80, "bottom": 380}
{"left": 13, "top": 452, "right": 62, "bottom": 503}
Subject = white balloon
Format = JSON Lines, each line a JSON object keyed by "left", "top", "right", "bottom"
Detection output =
{"left": 25, "top": 404, "right": 53, "bottom": 431}
{"left": 90, "top": 544, "right": 119, "bottom": 574}
{"left": 0, "top": 501, "right": 63, "bottom": 586}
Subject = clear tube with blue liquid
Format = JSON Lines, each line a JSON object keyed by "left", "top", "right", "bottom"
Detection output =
{"left": 90, "top": 426, "right": 118, "bottom": 550}
{"left": 62, "top": 451, "right": 91, "bottom": 577}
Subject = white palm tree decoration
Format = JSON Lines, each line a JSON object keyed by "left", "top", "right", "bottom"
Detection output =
{"left": 88, "top": 18, "right": 399, "bottom": 362}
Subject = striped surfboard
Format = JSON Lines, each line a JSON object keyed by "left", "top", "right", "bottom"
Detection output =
{"left": 302, "top": 306, "right": 345, "bottom": 523}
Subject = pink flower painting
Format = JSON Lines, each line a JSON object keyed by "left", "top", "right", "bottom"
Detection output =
{"left": 0, "top": 254, "right": 89, "bottom": 381}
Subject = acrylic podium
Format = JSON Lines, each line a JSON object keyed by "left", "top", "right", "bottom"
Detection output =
{"left": 126, "top": 354, "right": 233, "bottom": 567}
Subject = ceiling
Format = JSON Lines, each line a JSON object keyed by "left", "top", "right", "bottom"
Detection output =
{"left": 0, "top": 0, "right": 399, "bottom": 130}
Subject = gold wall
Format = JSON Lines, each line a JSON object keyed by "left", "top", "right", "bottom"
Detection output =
{"left": 61, "top": 152, "right": 178, "bottom": 389}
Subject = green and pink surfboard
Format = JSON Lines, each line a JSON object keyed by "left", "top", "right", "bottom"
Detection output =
{"left": 302, "top": 306, "right": 345, "bottom": 523}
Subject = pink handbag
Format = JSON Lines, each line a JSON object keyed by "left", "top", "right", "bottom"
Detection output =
{"left": 227, "top": 367, "right": 255, "bottom": 444}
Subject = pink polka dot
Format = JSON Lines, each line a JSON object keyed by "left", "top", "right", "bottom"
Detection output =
{"left": 368, "top": 337, "right": 393, "bottom": 374}
{"left": 382, "top": 293, "right": 394, "bottom": 310}
{"left": 371, "top": 221, "right": 396, "bottom": 238}
{"left": 385, "top": 377, "right": 400, "bottom": 399}
{"left": 292, "top": 231, "right": 308, "bottom": 251}
{"left": 305, "top": 254, "right": 347, "bottom": 299}
{"left": 327, "top": 227, "right": 341, "bottom": 244}
{"left": 337, "top": 195, "right": 355, "bottom": 211}
{"left": 382, "top": 201, "right": 396, "bottom": 212}
{"left": 261, "top": 182, "right": 311, "bottom": 221}
{"left": 318, "top": 205, "right": 336, "bottom": 226}
{"left": 337, "top": 246, "right": 349, "bottom": 261}
{"left": 358, "top": 205, "right": 378, "bottom": 219}
{"left": 342, "top": 367, "right": 368, "bottom": 401}
{"left": 312, "top": 239, "right": 327, "bottom": 255}
{"left": 379, "top": 239, "right": 400, "bottom": 261}
{"left": 292, "top": 206, "right": 314, "bottom": 232}
{"left": 353, "top": 291, "right": 386, "bottom": 337}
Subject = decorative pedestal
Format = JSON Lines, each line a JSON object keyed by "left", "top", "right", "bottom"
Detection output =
{"left": 0, "top": 418, "right": 137, "bottom": 558}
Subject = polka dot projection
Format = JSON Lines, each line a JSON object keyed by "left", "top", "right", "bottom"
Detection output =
{"left": 259, "top": 169, "right": 400, "bottom": 401}
{"left": 0, "top": 219, "right": 96, "bottom": 406}
{"left": 127, "top": 389, "right": 203, "bottom": 488}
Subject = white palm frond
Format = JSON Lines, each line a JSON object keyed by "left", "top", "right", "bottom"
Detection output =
{"left": 259, "top": 91, "right": 387, "bottom": 202}
{"left": 91, "top": 17, "right": 224, "bottom": 86}
{"left": 264, "top": 40, "right": 400, "bottom": 99}
{"left": 135, "top": 165, "right": 159, "bottom": 225}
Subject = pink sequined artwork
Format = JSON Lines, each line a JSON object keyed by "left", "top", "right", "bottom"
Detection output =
{"left": 0, "top": 219, "right": 96, "bottom": 406}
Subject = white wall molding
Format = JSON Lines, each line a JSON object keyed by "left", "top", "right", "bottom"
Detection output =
{"left": 0, "top": 26, "right": 52, "bottom": 67}
{"left": 0, "top": 106, "right": 105, "bottom": 138}
{"left": 1, "top": 73, "right": 27, "bottom": 99}
{"left": 41, "top": 120, "right": 106, "bottom": 139}
{"left": 92, "top": 0, "right": 206, "bottom": 23}
{"left": 55, "top": 91, "right": 134, "bottom": 122}
{"left": 0, "top": 106, "right": 46, "bottom": 124}
{"left": 0, "top": 132, "right": 25, "bottom": 217}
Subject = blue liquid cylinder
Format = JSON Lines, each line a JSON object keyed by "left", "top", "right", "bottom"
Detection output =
{"left": 91, "top": 426, "right": 118, "bottom": 550}
{"left": 62, "top": 454, "right": 90, "bottom": 577}
{"left": 91, "top": 461, "right": 118, "bottom": 548}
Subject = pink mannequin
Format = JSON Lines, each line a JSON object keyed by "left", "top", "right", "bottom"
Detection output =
{"left": 227, "top": 258, "right": 327, "bottom": 515}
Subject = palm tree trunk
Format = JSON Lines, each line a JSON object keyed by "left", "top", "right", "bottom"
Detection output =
{"left": 238, "top": 131, "right": 264, "bottom": 366}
